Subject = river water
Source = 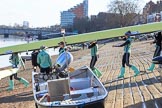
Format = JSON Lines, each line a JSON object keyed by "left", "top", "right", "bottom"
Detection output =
{"left": 0, "top": 35, "right": 59, "bottom": 68}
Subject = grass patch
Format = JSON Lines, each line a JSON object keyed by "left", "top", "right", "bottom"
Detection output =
{"left": 0, "top": 22, "right": 162, "bottom": 55}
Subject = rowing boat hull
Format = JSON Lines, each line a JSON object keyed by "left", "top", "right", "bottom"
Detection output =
{"left": 36, "top": 99, "right": 105, "bottom": 108}
{"left": 0, "top": 68, "right": 19, "bottom": 80}
{"left": 32, "top": 66, "right": 108, "bottom": 108}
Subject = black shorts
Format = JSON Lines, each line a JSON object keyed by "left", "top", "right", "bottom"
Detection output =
{"left": 40, "top": 67, "right": 51, "bottom": 74}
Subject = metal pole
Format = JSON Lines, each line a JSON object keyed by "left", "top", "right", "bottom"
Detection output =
{"left": 61, "top": 29, "right": 69, "bottom": 73}
{"left": 62, "top": 29, "right": 71, "bottom": 99}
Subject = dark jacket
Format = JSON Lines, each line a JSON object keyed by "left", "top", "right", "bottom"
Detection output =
{"left": 59, "top": 48, "right": 65, "bottom": 55}
{"left": 153, "top": 32, "right": 162, "bottom": 46}
{"left": 31, "top": 51, "right": 39, "bottom": 66}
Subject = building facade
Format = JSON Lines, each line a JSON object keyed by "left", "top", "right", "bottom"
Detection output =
{"left": 61, "top": 0, "right": 88, "bottom": 27}
{"left": 23, "top": 21, "right": 29, "bottom": 29}
{"left": 61, "top": 11, "right": 76, "bottom": 27}
{"left": 143, "top": 0, "right": 162, "bottom": 23}
{"left": 147, "top": 13, "right": 161, "bottom": 23}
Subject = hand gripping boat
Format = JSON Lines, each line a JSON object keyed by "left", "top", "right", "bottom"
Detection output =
{"left": 32, "top": 52, "right": 108, "bottom": 108}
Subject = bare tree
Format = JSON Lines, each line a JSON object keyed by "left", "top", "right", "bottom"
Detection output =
{"left": 108, "top": 0, "right": 140, "bottom": 27}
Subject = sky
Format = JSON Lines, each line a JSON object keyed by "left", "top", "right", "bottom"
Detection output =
{"left": 0, "top": 0, "right": 158, "bottom": 27}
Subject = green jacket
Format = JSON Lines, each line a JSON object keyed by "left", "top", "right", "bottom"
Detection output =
{"left": 89, "top": 44, "right": 98, "bottom": 56}
{"left": 37, "top": 50, "right": 52, "bottom": 68}
{"left": 124, "top": 38, "right": 132, "bottom": 53}
{"left": 10, "top": 53, "right": 24, "bottom": 68}
{"left": 117, "top": 37, "right": 132, "bottom": 53}
{"left": 10, "top": 54, "right": 19, "bottom": 66}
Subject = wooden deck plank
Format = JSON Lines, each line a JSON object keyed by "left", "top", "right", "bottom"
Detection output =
{"left": 70, "top": 41, "right": 162, "bottom": 108}
{"left": 131, "top": 54, "right": 156, "bottom": 108}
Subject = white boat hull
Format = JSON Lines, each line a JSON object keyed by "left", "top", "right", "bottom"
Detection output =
{"left": 32, "top": 66, "right": 108, "bottom": 108}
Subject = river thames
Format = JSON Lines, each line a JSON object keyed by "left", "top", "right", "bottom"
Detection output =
{"left": 0, "top": 35, "right": 58, "bottom": 68}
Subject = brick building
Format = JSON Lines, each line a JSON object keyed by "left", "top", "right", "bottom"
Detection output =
{"left": 143, "top": 0, "right": 162, "bottom": 23}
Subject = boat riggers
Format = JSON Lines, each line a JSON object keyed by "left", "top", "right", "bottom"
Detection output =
{"left": 92, "top": 67, "right": 102, "bottom": 78}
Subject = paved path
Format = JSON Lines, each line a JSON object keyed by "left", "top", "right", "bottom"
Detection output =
{"left": 1, "top": 40, "right": 162, "bottom": 108}
{"left": 71, "top": 41, "right": 162, "bottom": 108}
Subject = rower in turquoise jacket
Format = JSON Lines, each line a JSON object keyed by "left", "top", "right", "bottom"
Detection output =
{"left": 88, "top": 40, "right": 102, "bottom": 78}
{"left": 113, "top": 31, "right": 140, "bottom": 78}
{"left": 37, "top": 45, "right": 52, "bottom": 74}
{"left": 88, "top": 40, "right": 98, "bottom": 69}
{"left": 7, "top": 52, "right": 29, "bottom": 91}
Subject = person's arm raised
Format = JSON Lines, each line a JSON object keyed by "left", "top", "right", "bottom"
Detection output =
{"left": 112, "top": 41, "right": 130, "bottom": 47}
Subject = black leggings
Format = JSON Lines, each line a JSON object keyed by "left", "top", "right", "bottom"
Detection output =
{"left": 90, "top": 56, "right": 97, "bottom": 69}
{"left": 153, "top": 45, "right": 161, "bottom": 58}
{"left": 10, "top": 73, "right": 21, "bottom": 80}
{"left": 122, "top": 53, "right": 132, "bottom": 67}
{"left": 40, "top": 67, "right": 51, "bottom": 74}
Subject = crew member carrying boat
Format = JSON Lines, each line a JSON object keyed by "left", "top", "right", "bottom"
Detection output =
{"left": 7, "top": 52, "right": 29, "bottom": 91}
{"left": 112, "top": 31, "right": 140, "bottom": 78}
{"left": 147, "top": 31, "right": 162, "bottom": 72}
{"left": 37, "top": 45, "right": 52, "bottom": 74}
